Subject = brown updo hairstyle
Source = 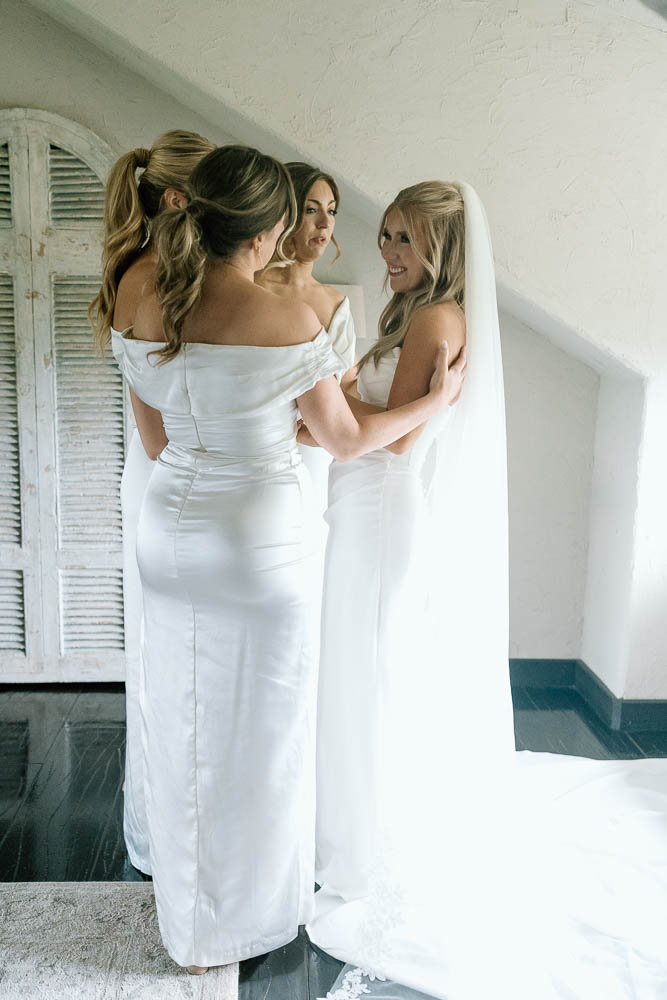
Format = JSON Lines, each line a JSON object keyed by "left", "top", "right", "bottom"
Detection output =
{"left": 152, "top": 144, "right": 297, "bottom": 362}
{"left": 90, "top": 130, "right": 215, "bottom": 351}
{"left": 283, "top": 161, "right": 342, "bottom": 263}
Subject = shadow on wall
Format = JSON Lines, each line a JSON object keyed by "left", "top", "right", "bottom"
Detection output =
{"left": 639, "top": 0, "right": 667, "bottom": 16}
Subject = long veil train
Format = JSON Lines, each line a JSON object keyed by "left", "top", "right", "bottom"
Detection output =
{"left": 311, "top": 184, "right": 667, "bottom": 1000}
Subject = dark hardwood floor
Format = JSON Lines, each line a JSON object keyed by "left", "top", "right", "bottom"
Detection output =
{"left": 0, "top": 682, "right": 664, "bottom": 998}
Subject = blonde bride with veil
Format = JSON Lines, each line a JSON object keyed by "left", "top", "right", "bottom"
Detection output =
{"left": 307, "top": 180, "right": 667, "bottom": 1000}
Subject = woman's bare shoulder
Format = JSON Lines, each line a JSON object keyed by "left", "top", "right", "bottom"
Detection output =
{"left": 271, "top": 294, "right": 323, "bottom": 346}
{"left": 320, "top": 283, "right": 346, "bottom": 309}
{"left": 114, "top": 254, "right": 157, "bottom": 330}
{"left": 406, "top": 301, "right": 466, "bottom": 352}
{"left": 131, "top": 294, "right": 165, "bottom": 343}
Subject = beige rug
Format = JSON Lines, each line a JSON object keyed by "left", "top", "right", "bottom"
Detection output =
{"left": 0, "top": 882, "right": 239, "bottom": 999}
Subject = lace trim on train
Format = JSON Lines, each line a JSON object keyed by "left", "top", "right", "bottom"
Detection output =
{"left": 325, "top": 967, "right": 370, "bottom": 999}
{"left": 325, "top": 830, "right": 407, "bottom": 998}
{"left": 355, "top": 831, "right": 406, "bottom": 978}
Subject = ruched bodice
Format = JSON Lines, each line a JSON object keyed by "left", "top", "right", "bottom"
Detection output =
{"left": 112, "top": 326, "right": 346, "bottom": 459}
{"left": 326, "top": 296, "right": 355, "bottom": 372}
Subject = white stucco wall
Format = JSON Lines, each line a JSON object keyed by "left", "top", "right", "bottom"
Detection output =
{"left": 4, "top": 0, "right": 660, "bottom": 694}
{"left": 0, "top": 0, "right": 237, "bottom": 168}
{"left": 502, "top": 313, "right": 599, "bottom": 659}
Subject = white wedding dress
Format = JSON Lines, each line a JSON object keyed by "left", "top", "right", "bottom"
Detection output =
{"left": 309, "top": 186, "right": 667, "bottom": 999}
{"left": 117, "top": 296, "right": 354, "bottom": 880}
{"left": 112, "top": 326, "right": 345, "bottom": 967}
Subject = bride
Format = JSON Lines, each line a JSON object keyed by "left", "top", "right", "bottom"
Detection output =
{"left": 308, "top": 181, "right": 667, "bottom": 999}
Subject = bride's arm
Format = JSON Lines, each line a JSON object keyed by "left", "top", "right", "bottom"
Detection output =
{"left": 384, "top": 304, "right": 465, "bottom": 455}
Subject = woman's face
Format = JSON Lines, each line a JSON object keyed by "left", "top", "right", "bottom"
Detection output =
{"left": 291, "top": 179, "right": 338, "bottom": 262}
{"left": 380, "top": 207, "right": 427, "bottom": 292}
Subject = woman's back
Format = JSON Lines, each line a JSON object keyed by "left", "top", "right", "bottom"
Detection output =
{"left": 134, "top": 267, "right": 320, "bottom": 347}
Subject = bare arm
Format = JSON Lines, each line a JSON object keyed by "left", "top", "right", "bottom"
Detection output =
{"left": 129, "top": 388, "right": 168, "bottom": 461}
{"left": 296, "top": 341, "right": 465, "bottom": 463}
{"left": 384, "top": 304, "right": 466, "bottom": 455}
{"left": 114, "top": 255, "right": 169, "bottom": 461}
{"left": 296, "top": 391, "right": 383, "bottom": 446}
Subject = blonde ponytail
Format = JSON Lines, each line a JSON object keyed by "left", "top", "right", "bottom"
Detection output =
{"left": 89, "top": 130, "right": 215, "bottom": 352}
{"left": 90, "top": 148, "right": 151, "bottom": 352}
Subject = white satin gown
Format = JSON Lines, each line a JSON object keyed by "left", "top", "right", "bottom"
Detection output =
{"left": 112, "top": 326, "right": 345, "bottom": 967}
{"left": 119, "top": 422, "right": 154, "bottom": 875}
{"left": 117, "top": 298, "right": 354, "bottom": 880}
{"left": 309, "top": 348, "right": 667, "bottom": 1000}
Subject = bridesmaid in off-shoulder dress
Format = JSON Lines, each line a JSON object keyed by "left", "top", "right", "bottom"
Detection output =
{"left": 90, "top": 129, "right": 214, "bottom": 876}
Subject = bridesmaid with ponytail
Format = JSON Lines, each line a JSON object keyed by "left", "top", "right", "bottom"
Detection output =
{"left": 90, "top": 130, "right": 214, "bottom": 875}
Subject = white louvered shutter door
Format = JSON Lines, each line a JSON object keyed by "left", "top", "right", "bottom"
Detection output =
{"left": 0, "top": 124, "right": 43, "bottom": 676}
{"left": 0, "top": 110, "right": 124, "bottom": 681}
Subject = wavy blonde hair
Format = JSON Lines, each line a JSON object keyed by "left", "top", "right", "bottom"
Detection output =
{"left": 90, "top": 129, "right": 215, "bottom": 351}
{"left": 358, "top": 181, "right": 465, "bottom": 370}
{"left": 152, "top": 144, "right": 297, "bottom": 363}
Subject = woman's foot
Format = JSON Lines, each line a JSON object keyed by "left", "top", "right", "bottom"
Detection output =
{"left": 186, "top": 965, "right": 209, "bottom": 976}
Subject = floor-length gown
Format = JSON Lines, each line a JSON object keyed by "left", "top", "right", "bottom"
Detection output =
{"left": 117, "top": 300, "right": 354, "bottom": 878}
{"left": 119, "top": 423, "right": 154, "bottom": 875}
{"left": 309, "top": 346, "right": 667, "bottom": 999}
{"left": 112, "top": 326, "right": 344, "bottom": 967}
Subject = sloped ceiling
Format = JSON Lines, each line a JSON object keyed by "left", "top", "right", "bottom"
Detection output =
{"left": 26, "top": 0, "right": 667, "bottom": 375}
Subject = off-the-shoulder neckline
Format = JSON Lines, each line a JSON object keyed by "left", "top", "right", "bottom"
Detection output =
{"left": 111, "top": 325, "right": 329, "bottom": 350}
{"left": 110, "top": 295, "right": 348, "bottom": 349}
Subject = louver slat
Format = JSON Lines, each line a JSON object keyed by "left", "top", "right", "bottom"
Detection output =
{"left": 48, "top": 146, "right": 104, "bottom": 226}
{"left": 60, "top": 569, "right": 124, "bottom": 650}
{"left": 0, "top": 144, "right": 11, "bottom": 229}
{"left": 53, "top": 277, "right": 124, "bottom": 548}
{"left": 0, "top": 570, "right": 26, "bottom": 652}
{"left": 0, "top": 275, "right": 21, "bottom": 545}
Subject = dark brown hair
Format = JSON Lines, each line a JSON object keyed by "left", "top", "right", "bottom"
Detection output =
{"left": 152, "top": 145, "right": 297, "bottom": 362}
{"left": 284, "top": 162, "right": 341, "bottom": 263}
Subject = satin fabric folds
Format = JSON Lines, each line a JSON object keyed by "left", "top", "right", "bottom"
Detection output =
{"left": 112, "top": 328, "right": 345, "bottom": 967}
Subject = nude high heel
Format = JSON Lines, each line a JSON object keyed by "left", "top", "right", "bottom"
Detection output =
{"left": 186, "top": 965, "right": 209, "bottom": 975}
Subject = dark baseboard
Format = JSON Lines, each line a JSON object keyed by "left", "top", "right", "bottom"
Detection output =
{"left": 510, "top": 658, "right": 667, "bottom": 733}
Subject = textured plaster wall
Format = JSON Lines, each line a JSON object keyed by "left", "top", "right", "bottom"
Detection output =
{"left": 0, "top": 0, "right": 237, "bottom": 161}
{"left": 502, "top": 314, "right": 599, "bottom": 659}
{"left": 24, "top": 0, "right": 667, "bottom": 371}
